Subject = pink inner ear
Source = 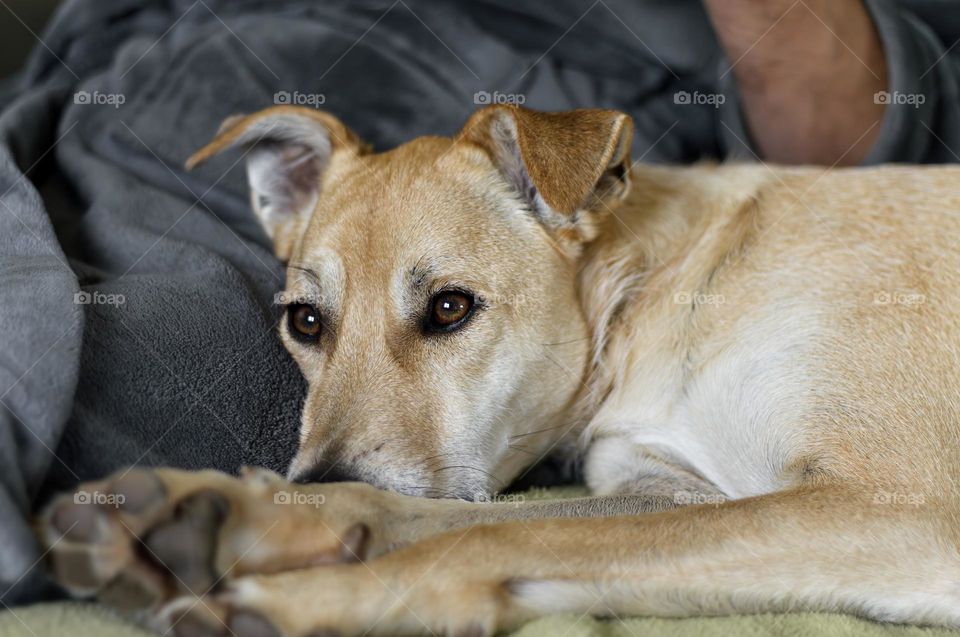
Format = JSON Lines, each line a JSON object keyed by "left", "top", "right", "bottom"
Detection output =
{"left": 279, "top": 145, "right": 323, "bottom": 206}
{"left": 483, "top": 113, "right": 559, "bottom": 228}
{"left": 467, "top": 107, "right": 633, "bottom": 231}
{"left": 247, "top": 142, "right": 324, "bottom": 218}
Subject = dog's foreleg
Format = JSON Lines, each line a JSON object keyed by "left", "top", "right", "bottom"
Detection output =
{"left": 383, "top": 491, "right": 680, "bottom": 549}
{"left": 171, "top": 485, "right": 958, "bottom": 635}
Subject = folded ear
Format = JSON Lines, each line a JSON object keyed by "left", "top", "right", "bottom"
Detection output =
{"left": 462, "top": 105, "right": 633, "bottom": 246}
{"left": 186, "top": 106, "right": 368, "bottom": 261}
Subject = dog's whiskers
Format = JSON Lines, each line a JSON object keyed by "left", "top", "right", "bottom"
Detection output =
{"left": 406, "top": 485, "right": 460, "bottom": 499}
{"left": 539, "top": 336, "right": 589, "bottom": 347}
{"left": 421, "top": 451, "right": 460, "bottom": 463}
{"left": 433, "top": 465, "right": 505, "bottom": 488}
{"left": 510, "top": 422, "right": 570, "bottom": 440}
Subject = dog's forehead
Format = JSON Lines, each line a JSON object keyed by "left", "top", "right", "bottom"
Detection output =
{"left": 293, "top": 139, "right": 530, "bottom": 284}
{"left": 293, "top": 221, "right": 480, "bottom": 296}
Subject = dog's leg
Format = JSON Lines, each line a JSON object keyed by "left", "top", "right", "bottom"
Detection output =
{"left": 387, "top": 442, "right": 724, "bottom": 544}
{"left": 40, "top": 467, "right": 707, "bottom": 619}
{"left": 178, "top": 486, "right": 957, "bottom": 636}
{"left": 40, "top": 467, "right": 690, "bottom": 572}
{"left": 39, "top": 468, "right": 677, "bottom": 595}
{"left": 43, "top": 472, "right": 959, "bottom": 634}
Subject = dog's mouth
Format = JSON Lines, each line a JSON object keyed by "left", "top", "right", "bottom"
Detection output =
{"left": 287, "top": 455, "right": 499, "bottom": 500}
{"left": 285, "top": 434, "right": 582, "bottom": 501}
{"left": 289, "top": 453, "right": 579, "bottom": 504}
{"left": 367, "top": 479, "right": 498, "bottom": 502}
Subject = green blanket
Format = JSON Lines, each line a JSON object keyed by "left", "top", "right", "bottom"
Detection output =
{"left": 1, "top": 602, "right": 956, "bottom": 637}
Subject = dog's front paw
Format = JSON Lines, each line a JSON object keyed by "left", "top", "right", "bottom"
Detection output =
{"left": 38, "top": 467, "right": 388, "bottom": 616}
{"left": 154, "top": 540, "right": 513, "bottom": 637}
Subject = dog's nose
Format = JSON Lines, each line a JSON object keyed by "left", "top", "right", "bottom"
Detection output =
{"left": 289, "top": 462, "right": 362, "bottom": 485}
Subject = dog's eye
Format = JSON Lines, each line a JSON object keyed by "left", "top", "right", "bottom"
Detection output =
{"left": 288, "top": 304, "right": 322, "bottom": 340}
{"left": 428, "top": 291, "right": 473, "bottom": 331}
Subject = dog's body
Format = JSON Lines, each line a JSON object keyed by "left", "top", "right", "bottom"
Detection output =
{"left": 41, "top": 106, "right": 960, "bottom": 636}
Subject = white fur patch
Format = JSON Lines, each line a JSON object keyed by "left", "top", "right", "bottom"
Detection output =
{"left": 586, "top": 303, "right": 820, "bottom": 499}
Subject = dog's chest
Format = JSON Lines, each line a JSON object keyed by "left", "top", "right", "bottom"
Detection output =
{"left": 586, "top": 306, "right": 819, "bottom": 500}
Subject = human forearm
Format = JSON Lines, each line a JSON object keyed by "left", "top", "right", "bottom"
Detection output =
{"left": 704, "top": 0, "right": 887, "bottom": 165}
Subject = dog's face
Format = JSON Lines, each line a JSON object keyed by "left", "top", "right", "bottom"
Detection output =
{"left": 189, "top": 105, "right": 633, "bottom": 498}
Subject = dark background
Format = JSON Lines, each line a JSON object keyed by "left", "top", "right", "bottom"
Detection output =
{"left": 0, "top": 0, "right": 60, "bottom": 78}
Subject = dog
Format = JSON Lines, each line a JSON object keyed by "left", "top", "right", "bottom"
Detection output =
{"left": 39, "top": 104, "right": 960, "bottom": 636}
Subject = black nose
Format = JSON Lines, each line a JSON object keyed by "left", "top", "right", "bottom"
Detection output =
{"left": 290, "top": 461, "right": 362, "bottom": 484}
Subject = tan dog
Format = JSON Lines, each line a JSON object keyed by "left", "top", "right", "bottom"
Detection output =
{"left": 40, "top": 105, "right": 960, "bottom": 636}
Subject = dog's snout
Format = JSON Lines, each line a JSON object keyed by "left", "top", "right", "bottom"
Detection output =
{"left": 290, "top": 462, "right": 362, "bottom": 485}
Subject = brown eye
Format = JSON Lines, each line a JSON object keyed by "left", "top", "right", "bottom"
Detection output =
{"left": 429, "top": 291, "right": 473, "bottom": 331}
{"left": 288, "top": 304, "right": 322, "bottom": 340}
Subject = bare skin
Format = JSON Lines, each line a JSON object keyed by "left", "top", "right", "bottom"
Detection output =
{"left": 703, "top": 0, "right": 887, "bottom": 165}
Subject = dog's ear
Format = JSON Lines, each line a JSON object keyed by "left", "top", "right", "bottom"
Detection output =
{"left": 186, "top": 106, "right": 368, "bottom": 261}
{"left": 462, "top": 105, "right": 633, "bottom": 246}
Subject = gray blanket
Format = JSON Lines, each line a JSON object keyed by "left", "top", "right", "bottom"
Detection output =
{"left": 1, "top": 0, "right": 957, "bottom": 605}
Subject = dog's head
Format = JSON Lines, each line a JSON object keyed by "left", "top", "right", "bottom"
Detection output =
{"left": 188, "top": 105, "right": 633, "bottom": 498}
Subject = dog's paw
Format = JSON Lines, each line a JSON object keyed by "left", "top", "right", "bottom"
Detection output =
{"left": 39, "top": 467, "right": 386, "bottom": 613}
{"left": 39, "top": 468, "right": 528, "bottom": 636}
{"left": 154, "top": 554, "right": 510, "bottom": 637}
